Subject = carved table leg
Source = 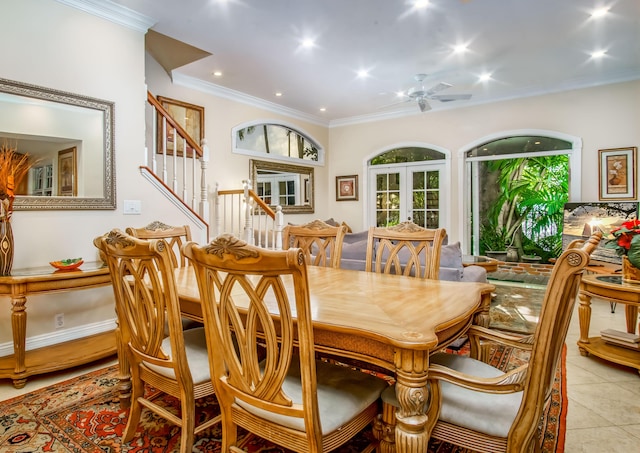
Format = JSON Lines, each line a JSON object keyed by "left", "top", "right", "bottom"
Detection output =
{"left": 625, "top": 304, "right": 638, "bottom": 334}
{"left": 577, "top": 290, "right": 592, "bottom": 356}
{"left": 394, "top": 348, "right": 430, "bottom": 453}
{"left": 10, "top": 288, "right": 27, "bottom": 389}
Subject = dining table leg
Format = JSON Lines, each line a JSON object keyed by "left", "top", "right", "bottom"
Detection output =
{"left": 393, "top": 348, "right": 430, "bottom": 453}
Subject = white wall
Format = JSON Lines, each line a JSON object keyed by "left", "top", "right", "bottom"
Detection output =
{"left": 144, "top": 54, "right": 331, "bottom": 224}
{"left": 0, "top": 0, "right": 162, "bottom": 348}
{"left": 328, "top": 80, "right": 640, "bottom": 239}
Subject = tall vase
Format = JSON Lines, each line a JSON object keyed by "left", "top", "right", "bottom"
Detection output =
{"left": 0, "top": 218, "right": 13, "bottom": 276}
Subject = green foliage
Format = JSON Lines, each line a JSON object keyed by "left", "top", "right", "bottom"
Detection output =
{"left": 481, "top": 154, "right": 569, "bottom": 258}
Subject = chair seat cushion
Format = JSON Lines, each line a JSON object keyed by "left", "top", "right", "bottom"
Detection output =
{"left": 381, "top": 352, "right": 522, "bottom": 439}
{"left": 431, "top": 352, "right": 523, "bottom": 438}
{"left": 145, "top": 327, "right": 211, "bottom": 385}
{"left": 237, "top": 356, "right": 387, "bottom": 435}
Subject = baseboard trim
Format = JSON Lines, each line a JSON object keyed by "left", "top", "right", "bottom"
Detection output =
{"left": 0, "top": 319, "right": 117, "bottom": 357}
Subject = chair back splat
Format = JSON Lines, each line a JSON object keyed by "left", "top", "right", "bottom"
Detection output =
{"left": 365, "top": 221, "right": 446, "bottom": 279}
{"left": 282, "top": 219, "right": 348, "bottom": 268}
{"left": 183, "top": 234, "right": 387, "bottom": 453}
{"left": 94, "top": 229, "right": 218, "bottom": 453}
{"left": 126, "top": 220, "right": 192, "bottom": 268}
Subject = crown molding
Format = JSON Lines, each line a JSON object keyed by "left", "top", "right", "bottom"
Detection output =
{"left": 171, "top": 72, "right": 330, "bottom": 128}
{"left": 55, "top": 0, "right": 155, "bottom": 32}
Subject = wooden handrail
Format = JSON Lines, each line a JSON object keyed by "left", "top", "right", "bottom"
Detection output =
{"left": 147, "top": 91, "right": 203, "bottom": 158}
{"left": 217, "top": 188, "right": 277, "bottom": 220}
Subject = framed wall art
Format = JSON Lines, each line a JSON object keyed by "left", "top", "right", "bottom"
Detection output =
{"left": 156, "top": 96, "right": 204, "bottom": 157}
{"left": 598, "top": 147, "right": 637, "bottom": 200}
{"left": 336, "top": 175, "right": 358, "bottom": 201}
{"left": 57, "top": 147, "right": 77, "bottom": 196}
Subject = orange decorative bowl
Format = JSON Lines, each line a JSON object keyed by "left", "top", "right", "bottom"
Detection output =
{"left": 50, "top": 258, "right": 84, "bottom": 271}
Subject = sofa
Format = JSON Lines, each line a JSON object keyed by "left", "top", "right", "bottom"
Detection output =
{"left": 338, "top": 230, "right": 488, "bottom": 283}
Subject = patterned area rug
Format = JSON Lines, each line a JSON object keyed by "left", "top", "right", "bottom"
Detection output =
{"left": 0, "top": 344, "right": 565, "bottom": 453}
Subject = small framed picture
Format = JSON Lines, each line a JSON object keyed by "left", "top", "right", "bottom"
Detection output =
{"left": 156, "top": 96, "right": 204, "bottom": 157}
{"left": 58, "top": 147, "right": 77, "bottom": 196}
{"left": 336, "top": 175, "right": 358, "bottom": 201}
{"left": 598, "top": 147, "right": 637, "bottom": 200}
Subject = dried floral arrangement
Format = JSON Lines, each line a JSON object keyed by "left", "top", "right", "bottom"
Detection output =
{"left": 0, "top": 141, "right": 34, "bottom": 220}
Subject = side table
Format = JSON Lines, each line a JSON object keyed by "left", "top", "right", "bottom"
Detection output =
{"left": 578, "top": 274, "right": 640, "bottom": 375}
{"left": 0, "top": 261, "right": 115, "bottom": 388}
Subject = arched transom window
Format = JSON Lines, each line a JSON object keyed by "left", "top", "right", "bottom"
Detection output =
{"left": 233, "top": 122, "right": 324, "bottom": 165}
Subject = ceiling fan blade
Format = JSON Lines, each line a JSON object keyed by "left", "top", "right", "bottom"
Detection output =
{"left": 417, "top": 98, "right": 431, "bottom": 112}
{"left": 430, "top": 93, "right": 472, "bottom": 102}
{"left": 425, "top": 82, "right": 452, "bottom": 96}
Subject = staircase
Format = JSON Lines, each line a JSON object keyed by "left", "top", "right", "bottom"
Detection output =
{"left": 144, "top": 91, "right": 284, "bottom": 247}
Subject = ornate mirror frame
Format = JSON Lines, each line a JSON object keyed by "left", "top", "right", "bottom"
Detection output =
{"left": 250, "top": 159, "right": 314, "bottom": 214}
{"left": 0, "top": 78, "right": 116, "bottom": 210}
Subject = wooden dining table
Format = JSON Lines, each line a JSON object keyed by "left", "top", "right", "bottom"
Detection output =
{"left": 166, "top": 265, "right": 494, "bottom": 453}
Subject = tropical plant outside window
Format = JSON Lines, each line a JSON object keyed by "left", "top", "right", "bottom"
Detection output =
{"left": 472, "top": 136, "right": 572, "bottom": 262}
{"left": 235, "top": 123, "right": 321, "bottom": 163}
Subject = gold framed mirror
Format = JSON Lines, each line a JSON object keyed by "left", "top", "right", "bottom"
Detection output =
{"left": 250, "top": 159, "right": 314, "bottom": 214}
{"left": 0, "top": 78, "right": 116, "bottom": 210}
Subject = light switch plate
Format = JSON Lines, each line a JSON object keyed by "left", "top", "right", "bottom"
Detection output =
{"left": 123, "top": 199, "right": 141, "bottom": 215}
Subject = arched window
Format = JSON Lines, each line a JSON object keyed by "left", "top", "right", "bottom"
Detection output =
{"left": 232, "top": 121, "right": 324, "bottom": 166}
{"left": 462, "top": 132, "right": 581, "bottom": 257}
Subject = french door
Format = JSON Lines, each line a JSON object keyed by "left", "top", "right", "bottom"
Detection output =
{"left": 368, "top": 163, "right": 445, "bottom": 228}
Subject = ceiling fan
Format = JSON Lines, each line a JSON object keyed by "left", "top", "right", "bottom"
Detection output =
{"left": 398, "top": 73, "right": 472, "bottom": 112}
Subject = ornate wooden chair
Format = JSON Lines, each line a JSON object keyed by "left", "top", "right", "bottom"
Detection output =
{"left": 183, "top": 234, "right": 387, "bottom": 453}
{"left": 127, "top": 221, "right": 201, "bottom": 328}
{"left": 126, "top": 220, "right": 192, "bottom": 268}
{"left": 94, "top": 229, "right": 219, "bottom": 453}
{"left": 282, "top": 219, "right": 348, "bottom": 268}
{"left": 365, "top": 221, "right": 446, "bottom": 279}
{"left": 376, "top": 232, "right": 602, "bottom": 453}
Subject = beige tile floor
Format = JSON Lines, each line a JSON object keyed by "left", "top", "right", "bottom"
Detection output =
{"left": 1, "top": 296, "right": 639, "bottom": 452}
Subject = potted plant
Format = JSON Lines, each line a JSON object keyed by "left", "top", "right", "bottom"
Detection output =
{"left": 605, "top": 219, "right": 640, "bottom": 283}
{"left": 480, "top": 220, "right": 510, "bottom": 262}
{"left": 521, "top": 254, "right": 542, "bottom": 263}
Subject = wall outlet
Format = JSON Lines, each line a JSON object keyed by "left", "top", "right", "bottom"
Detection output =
{"left": 55, "top": 313, "right": 64, "bottom": 329}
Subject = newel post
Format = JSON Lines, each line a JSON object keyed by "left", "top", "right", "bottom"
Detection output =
{"left": 199, "top": 139, "right": 209, "bottom": 222}
{"left": 243, "top": 180, "right": 255, "bottom": 245}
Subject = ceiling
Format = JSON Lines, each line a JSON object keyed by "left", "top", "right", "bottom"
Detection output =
{"left": 108, "top": 0, "right": 640, "bottom": 124}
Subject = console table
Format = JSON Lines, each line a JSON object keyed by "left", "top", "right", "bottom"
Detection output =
{"left": 578, "top": 274, "right": 640, "bottom": 375}
{"left": 0, "top": 261, "right": 116, "bottom": 388}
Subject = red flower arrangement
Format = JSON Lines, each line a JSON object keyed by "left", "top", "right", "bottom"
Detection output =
{"left": 606, "top": 219, "right": 640, "bottom": 268}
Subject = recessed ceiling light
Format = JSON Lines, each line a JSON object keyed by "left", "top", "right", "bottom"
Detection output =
{"left": 591, "top": 50, "right": 606, "bottom": 59}
{"left": 479, "top": 73, "right": 492, "bottom": 82}
{"left": 453, "top": 44, "right": 468, "bottom": 54}
{"left": 590, "top": 7, "right": 609, "bottom": 18}
{"left": 414, "top": 0, "right": 429, "bottom": 9}
{"left": 212, "top": 71, "right": 222, "bottom": 77}
{"left": 301, "top": 38, "right": 315, "bottom": 48}
{"left": 275, "top": 92, "right": 283, "bottom": 97}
